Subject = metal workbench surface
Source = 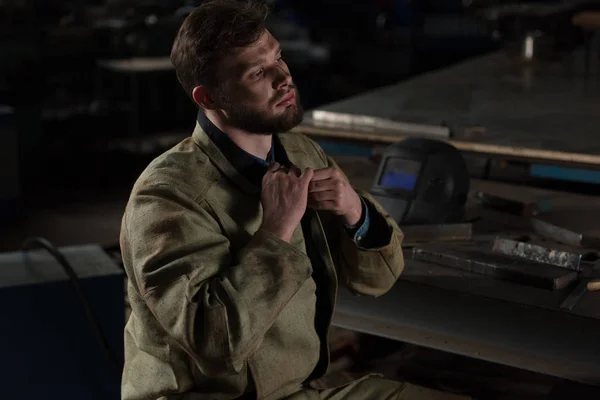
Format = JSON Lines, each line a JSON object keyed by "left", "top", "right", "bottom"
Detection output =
{"left": 333, "top": 155, "right": 600, "bottom": 385}
{"left": 297, "top": 49, "right": 600, "bottom": 165}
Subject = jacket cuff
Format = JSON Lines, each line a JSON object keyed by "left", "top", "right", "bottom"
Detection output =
{"left": 348, "top": 197, "right": 393, "bottom": 250}
{"left": 344, "top": 196, "right": 369, "bottom": 244}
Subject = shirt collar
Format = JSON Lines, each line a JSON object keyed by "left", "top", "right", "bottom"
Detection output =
{"left": 197, "top": 111, "right": 290, "bottom": 186}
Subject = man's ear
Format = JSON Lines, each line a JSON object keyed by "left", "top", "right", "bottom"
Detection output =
{"left": 192, "top": 86, "right": 217, "bottom": 109}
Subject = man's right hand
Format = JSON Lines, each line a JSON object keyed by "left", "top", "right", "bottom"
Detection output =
{"left": 261, "top": 162, "right": 314, "bottom": 242}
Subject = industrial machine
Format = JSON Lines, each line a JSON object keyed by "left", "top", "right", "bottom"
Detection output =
{"left": 0, "top": 239, "right": 125, "bottom": 400}
{"left": 370, "top": 138, "right": 470, "bottom": 225}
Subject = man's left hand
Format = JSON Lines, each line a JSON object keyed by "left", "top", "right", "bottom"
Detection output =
{"left": 308, "top": 167, "right": 362, "bottom": 226}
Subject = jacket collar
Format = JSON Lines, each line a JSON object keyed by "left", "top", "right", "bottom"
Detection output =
{"left": 192, "top": 112, "right": 292, "bottom": 195}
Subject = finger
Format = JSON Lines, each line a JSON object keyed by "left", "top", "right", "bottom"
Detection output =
{"left": 289, "top": 165, "right": 302, "bottom": 177}
{"left": 311, "top": 177, "right": 348, "bottom": 194}
{"left": 308, "top": 178, "right": 335, "bottom": 193}
{"left": 266, "top": 162, "right": 281, "bottom": 174}
{"left": 307, "top": 199, "right": 320, "bottom": 210}
{"left": 308, "top": 190, "right": 338, "bottom": 202}
{"left": 262, "top": 163, "right": 281, "bottom": 186}
{"left": 300, "top": 167, "right": 314, "bottom": 182}
{"left": 311, "top": 167, "right": 337, "bottom": 182}
{"left": 310, "top": 200, "right": 338, "bottom": 212}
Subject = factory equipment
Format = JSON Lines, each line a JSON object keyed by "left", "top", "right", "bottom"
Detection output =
{"left": 0, "top": 240, "right": 125, "bottom": 400}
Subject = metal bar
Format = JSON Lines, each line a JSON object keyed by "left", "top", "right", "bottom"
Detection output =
{"left": 492, "top": 238, "right": 582, "bottom": 271}
{"left": 294, "top": 124, "right": 600, "bottom": 168}
{"left": 400, "top": 223, "right": 473, "bottom": 244}
{"left": 530, "top": 219, "right": 584, "bottom": 248}
{"left": 475, "top": 211, "right": 594, "bottom": 249}
{"left": 474, "top": 191, "right": 552, "bottom": 217}
{"left": 412, "top": 246, "right": 577, "bottom": 290}
{"left": 560, "top": 280, "right": 589, "bottom": 311}
{"left": 309, "top": 110, "right": 451, "bottom": 139}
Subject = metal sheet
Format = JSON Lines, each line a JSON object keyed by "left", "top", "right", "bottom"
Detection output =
{"left": 332, "top": 282, "right": 600, "bottom": 385}
{"left": 309, "top": 110, "right": 451, "bottom": 139}
{"left": 305, "top": 50, "right": 600, "bottom": 161}
{"left": 492, "top": 238, "right": 582, "bottom": 271}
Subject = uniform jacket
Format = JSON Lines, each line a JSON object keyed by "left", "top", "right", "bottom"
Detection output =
{"left": 120, "top": 121, "right": 405, "bottom": 400}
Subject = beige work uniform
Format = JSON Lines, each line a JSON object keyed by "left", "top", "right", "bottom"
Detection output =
{"left": 120, "top": 122, "right": 467, "bottom": 400}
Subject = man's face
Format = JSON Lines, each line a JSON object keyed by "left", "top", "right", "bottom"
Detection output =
{"left": 213, "top": 30, "right": 303, "bottom": 135}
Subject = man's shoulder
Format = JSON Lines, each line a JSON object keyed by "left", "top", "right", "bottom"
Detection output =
{"left": 131, "top": 136, "right": 218, "bottom": 203}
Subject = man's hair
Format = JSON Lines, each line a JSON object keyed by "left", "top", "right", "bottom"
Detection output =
{"left": 170, "top": 0, "right": 269, "bottom": 98}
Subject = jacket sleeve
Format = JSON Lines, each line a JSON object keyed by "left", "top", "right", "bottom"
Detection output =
{"left": 121, "top": 184, "right": 313, "bottom": 377}
{"left": 343, "top": 196, "right": 394, "bottom": 249}
{"left": 304, "top": 139, "right": 405, "bottom": 297}
{"left": 337, "top": 187, "right": 405, "bottom": 297}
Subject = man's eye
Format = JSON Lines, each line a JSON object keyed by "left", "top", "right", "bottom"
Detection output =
{"left": 253, "top": 69, "right": 263, "bottom": 78}
{"left": 275, "top": 55, "right": 283, "bottom": 63}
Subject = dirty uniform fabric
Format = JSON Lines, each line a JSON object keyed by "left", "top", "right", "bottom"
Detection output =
{"left": 120, "top": 113, "right": 452, "bottom": 399}
{"left": 282, "top": 375, "right": 469, "bottom": 400}
{"left": 195, "top": 113, "right": 387, "bottom": 388}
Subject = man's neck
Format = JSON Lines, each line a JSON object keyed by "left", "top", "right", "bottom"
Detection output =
{"left": 205, "top": 111, "right": 272, "bottom": 160}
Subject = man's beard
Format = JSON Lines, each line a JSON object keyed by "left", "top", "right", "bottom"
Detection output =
{"left": 216, "top": 87, "right": 304, "bottom": 135}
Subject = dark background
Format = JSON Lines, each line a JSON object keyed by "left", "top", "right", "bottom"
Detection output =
{"left": 2, "top": 0, "right": 595, "bottom": 212}
{"left": 1, "top": 0, "right": 505, "bottom": 210}
{"left": 2, "top": 1, "right": 600, "bottom": 399}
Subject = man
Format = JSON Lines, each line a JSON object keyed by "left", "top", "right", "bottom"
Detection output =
{"left": 120, "top": 1, "right": 468, "bottom": 399}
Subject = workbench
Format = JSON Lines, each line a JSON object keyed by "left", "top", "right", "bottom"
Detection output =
{"left": 295, "top": 49, "right": 600, "bottom": 170}
{"left": 334, "top": 154, "right": 600, "bottom": 386}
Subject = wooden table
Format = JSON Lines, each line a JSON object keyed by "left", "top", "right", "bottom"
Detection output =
{"left": 334, "top": 155, "right": 600, "bottom": 385}
{"left": 294, "top": 49, "right": 600, "bottom": 169}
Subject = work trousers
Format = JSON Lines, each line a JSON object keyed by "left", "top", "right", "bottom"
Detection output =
{"left": 285, "top": 376, "right": 470, "bottom": 400}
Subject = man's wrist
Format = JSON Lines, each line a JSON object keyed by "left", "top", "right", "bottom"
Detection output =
{"left": 342, "top": 196, "right": 364, "bottom": 228}
{"left": 261, "top": 222, "right": 293, "bottom": 243}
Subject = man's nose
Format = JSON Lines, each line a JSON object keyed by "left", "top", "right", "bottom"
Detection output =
{"left": 272, "top": 65, "right": 292, "bottom": 90}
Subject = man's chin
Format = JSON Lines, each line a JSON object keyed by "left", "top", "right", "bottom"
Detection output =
{"left": 225, "top": 102, "right": 304, "bottom": 135}
{"left": 277, "top": 107, "right": 304, "bottom": 132}
{"left": 249, "top": 106, "right": 303, "bottom": 135}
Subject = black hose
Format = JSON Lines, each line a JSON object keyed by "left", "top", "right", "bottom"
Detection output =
{"left": 20, "top": 237, "right": 123, "bottom": 375}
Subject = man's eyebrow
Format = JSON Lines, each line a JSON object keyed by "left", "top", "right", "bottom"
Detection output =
{"left": 239, "top": 59, "right": 264, "bottom": 73}
{"left": 237, "top": 46, "right": 283, "bottom": 75}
